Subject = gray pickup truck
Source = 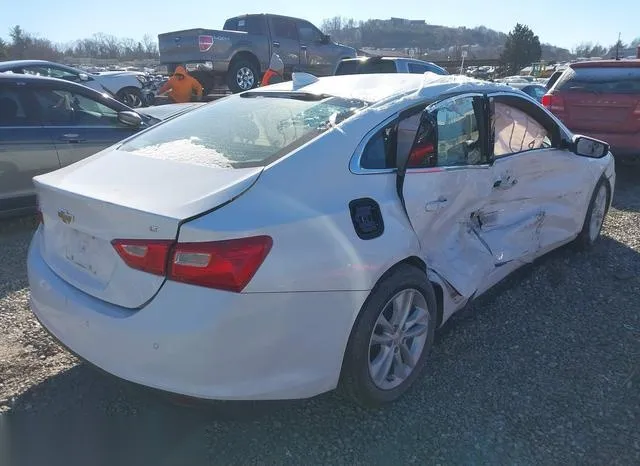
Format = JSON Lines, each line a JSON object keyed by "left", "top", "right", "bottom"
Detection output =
{"left": 158, "top": 14, "right": 357, "bottom": 94}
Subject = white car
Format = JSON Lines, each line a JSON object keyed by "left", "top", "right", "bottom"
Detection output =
{"left": 27, "top": 73, "right": 615, "bottom": 407}
{"left": 0, "top": 60, "right": 147, "bottom": 107}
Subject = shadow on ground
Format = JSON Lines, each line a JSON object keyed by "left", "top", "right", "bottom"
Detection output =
{"left": 2, "top": 233, "right": 639, "bottom": 466}
{"left": 611, "top": 160, "right": 640, "bottom": 212}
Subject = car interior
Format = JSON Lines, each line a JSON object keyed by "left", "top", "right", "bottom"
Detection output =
{"left": 0, "top": 91, "right": 33, "bottom": 126}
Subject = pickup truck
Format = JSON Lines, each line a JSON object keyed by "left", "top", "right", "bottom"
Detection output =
{"left": 158, "top": 14, "right": 357, "bottom": 94}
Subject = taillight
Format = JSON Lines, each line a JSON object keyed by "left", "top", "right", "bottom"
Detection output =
{"left": 542, "top": 93, "right": 565, "bottom": 113}
{"left": 112, "top": 239, "right": 174, "bottom": 276}
{"left": 168, "top": 236, "right": 272, "bottom": 292}
{"left": 111, "top": 235, "right": 273, "bottom": 292}
{"left": 541, "top": 94, "right": 552, "bottom": 108}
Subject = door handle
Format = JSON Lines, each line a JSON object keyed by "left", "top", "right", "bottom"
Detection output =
{"left": 60, "top": 133, "right": 85, "bottom": 143}
{"left": 273, "top": 41, "right": 280, "bottom": 48}
{"left": 425, "top": 197, "right": 448, "bottom": 212}
{"left": 300, "top": 45, "right": 307, "bottom": 50}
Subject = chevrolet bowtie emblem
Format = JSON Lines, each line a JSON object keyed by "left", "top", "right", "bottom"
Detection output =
{"left": 57, "top": 209, "right": 74, "bottom": 225}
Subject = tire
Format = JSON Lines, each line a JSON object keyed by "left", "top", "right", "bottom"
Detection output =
{"left": 574, "top": 177, "right": 610, "bottom": 251}
{"left": 116, "top": 87, "right": 143, "bottom": 108}
{"left": 189, "top": 70, "right": 215, "bottom": 96}
{"left": 339, "top": 264, "right": 437, "bottom": 408}
{"left": 226, "top": 58, "right": 259, "bottom": 93}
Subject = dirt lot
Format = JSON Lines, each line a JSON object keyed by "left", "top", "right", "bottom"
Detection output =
{"left": 0, "top": 165, "right": 639, "bottom": 466}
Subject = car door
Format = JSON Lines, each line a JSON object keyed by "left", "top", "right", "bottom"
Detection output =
{"left": 31, "top": 84, "right": 139, "bottom": 167}
{"left": 268, "top": 16, "right": 301, "bottom": 74}
{"left": 397, "top": 94, "right": 496, "bottom": 299}
{"left": 297, "top": 20, "right": 333, "bottom": 76}
{"left": 0, "top": 82, "right": 60, "bottom": 213}
{"left": 475, "top": 93, "right": 594, "bottom": 267}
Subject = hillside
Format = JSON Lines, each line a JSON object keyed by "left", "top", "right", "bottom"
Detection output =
{"left": 322, "top": 17, "right": 573, "bottom": 62}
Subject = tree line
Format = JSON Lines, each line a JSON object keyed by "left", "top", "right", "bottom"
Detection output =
{"left": 0, "top": 25, "right": 159, "bottom": 62}
{"left": 1, "top": 22, "right": 637, "bottom": 66}
{"left": 574, "top": 38, "right": 640, "bottom": 58}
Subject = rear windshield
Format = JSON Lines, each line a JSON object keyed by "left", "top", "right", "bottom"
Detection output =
{"left": 223, "top": 16, "right": 265, "bottom": 35}
{"left": 335, "top": 59, "right": 397, "bottom": 75}
{"left": 120, "top": 93, "right": 367, "bottom": 168}
{"left": 555, "top": 66, "right": 640, "bottom": 94}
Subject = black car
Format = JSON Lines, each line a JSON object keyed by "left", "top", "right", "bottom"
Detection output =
{"left": 0, "top": 73, "right": 202, "bottom": 218}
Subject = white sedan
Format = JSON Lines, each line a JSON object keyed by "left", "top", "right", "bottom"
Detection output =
{"left": 27, "top": 73, "right": 615, "bottom": 407}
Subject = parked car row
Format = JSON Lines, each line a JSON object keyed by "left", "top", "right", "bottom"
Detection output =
{"left": 0, "top": 60, "right": 154, "bottom": 107}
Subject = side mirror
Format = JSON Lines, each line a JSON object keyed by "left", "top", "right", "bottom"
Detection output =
{"left": 321, "top": 34, "right": 331, "bottom": 44}
{"left": 117, "top": 110, "right": 143, "bottom": 128}
{"left": 573, "top": 135, "right": 609, "bottom": 158}
{"left": 78, "top": 72, "right": 90, "bottom": 81}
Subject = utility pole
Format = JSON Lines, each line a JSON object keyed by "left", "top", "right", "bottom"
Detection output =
{"left": 615, "top": 32, "right": 621, "bottom": 60}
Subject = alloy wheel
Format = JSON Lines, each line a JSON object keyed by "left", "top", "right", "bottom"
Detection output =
{"left": 368, "top": 288, "right": 431, "bottom": 390}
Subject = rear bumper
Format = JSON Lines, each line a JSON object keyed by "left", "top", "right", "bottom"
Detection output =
{"left": 28, "top": 228, "right": 368, "bottom": 400}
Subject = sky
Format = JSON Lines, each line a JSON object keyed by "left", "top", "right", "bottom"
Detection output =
{"left": 1, "top": 0, "right": 637, "bottom": 51}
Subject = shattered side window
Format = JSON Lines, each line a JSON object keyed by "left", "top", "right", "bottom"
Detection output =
{"left": 493, "top": 102, "right": 550, "bottom": 157}
{"left": 435, "top": 96, "right": 482, "bottom": 166}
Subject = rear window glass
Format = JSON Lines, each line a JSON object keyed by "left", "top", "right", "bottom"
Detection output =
{"left": 555, "top": 66, "right": 640, "bottom": 94}
{"left": 408, "top": 63, "right": 447, "bottom": 75}
{"left": 335, "top": 60, "right": 397, "bottom": 75}
{"left": 120, "top": 93, "right": 367, "bottom": 168}
{"left": 223, "top": 16, "right": 265, "bottom": 34}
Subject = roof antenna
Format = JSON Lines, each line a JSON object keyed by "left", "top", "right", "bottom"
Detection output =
{"left": 615, "top": 32, "right": 621, "bottom": 60}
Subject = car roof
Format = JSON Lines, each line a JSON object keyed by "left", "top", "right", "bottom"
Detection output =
{"left": 341, "top": 56, "right": 432, "bottom": 64}
{"left": 508, "top": 82, "right": 545, "bottom": 89}
{"left": 570, "top": 59, "right": 640, "bottom": 69}
{"left": 0, "top": 59, "right": 59, "bottom": 70}
{"left": 264, "top": 73, "right": 516, "bottom": 105}
{"left": 0, "top": 72, "right": 131, "bottom": 109}
{"left": 0, "top": 72, "right": 77, "bottom": 86}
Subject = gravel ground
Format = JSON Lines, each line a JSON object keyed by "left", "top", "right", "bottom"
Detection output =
{"left": 0, "top": 165, "right": 639, "bottom": 466}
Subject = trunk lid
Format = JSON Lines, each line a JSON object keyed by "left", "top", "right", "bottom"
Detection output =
{"left": 34, "top": 148, "right": 263, "bottom": 309}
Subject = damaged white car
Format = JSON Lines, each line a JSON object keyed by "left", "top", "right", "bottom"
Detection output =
{"left": 27, "top": 73, "right": 615, "bottom": 407}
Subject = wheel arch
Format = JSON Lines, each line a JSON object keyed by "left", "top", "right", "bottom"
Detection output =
{"left": 365, "top": 256, "right": 444, "bottom": 329}
{"left": 229, "top": 50, "right": 261, "bottom": 75}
